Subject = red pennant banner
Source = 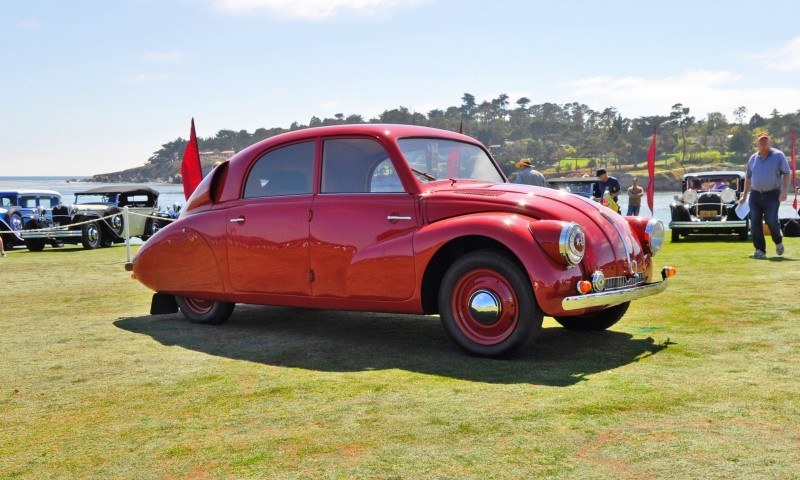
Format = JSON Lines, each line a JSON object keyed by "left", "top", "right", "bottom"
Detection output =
{"left": 792, "top": 130, "right": 797, "bottom": 210}
{"left": 646, "top": 125, "right": 657, "bottom": 215}
{"left": 181, "top": 118, "right": 203, "bottom": 201}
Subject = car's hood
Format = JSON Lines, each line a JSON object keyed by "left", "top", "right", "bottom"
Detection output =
{"left": 423, "top": 183, "right": 644, "bottom": 278}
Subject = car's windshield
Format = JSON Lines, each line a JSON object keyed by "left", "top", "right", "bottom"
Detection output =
{"left": 396, "top": 138, "right": 504, "bottom": 183}
{"left": 75, "top": 193, "right": 116, "bottom": 204}
{"left": 685, "top": 177, "right": 741, "bottom": 192}
{"left": 0, "top": 195, "right": 17, "bottom": 207}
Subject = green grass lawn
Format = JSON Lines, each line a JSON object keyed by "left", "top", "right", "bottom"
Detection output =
{"left": 2, "top": 237, "right": 799, "bottom": 479}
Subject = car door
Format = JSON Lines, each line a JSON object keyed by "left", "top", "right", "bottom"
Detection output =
{"left": 226, "top": 140, "right": 316, "bottom": 296}
{"left": 310, "top": 137, "right": 417, "bottom": 301}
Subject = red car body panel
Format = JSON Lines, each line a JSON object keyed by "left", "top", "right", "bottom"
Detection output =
{"left": 133, "top": 124, "right": 663, "bottom": 318}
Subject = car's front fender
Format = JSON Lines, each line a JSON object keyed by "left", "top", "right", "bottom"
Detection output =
{"left": 413, "top": 212, "right": 585, "bottom": 317}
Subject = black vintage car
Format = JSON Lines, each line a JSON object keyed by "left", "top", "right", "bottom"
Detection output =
{"left": 31, "top": 186, "right": 172, "bottom": 249}
{"left": 546, "top": 177, "right": 597, "bottom": 198}
{"left": 669, "top": 171, "right": 748, "bottom": 242}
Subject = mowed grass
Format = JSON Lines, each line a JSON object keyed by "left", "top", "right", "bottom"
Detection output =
{"left": 2, "top": 236, "right": 800, "bottom": 479}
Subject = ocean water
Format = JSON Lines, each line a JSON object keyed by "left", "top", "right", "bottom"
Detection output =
{"left": 1, "top": 176, "right": 798, "bottom": 227}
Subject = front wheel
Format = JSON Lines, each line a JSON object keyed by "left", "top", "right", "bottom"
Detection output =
{"left": 438, "top": 250, "right": 541, "bottom": 358}
{"left": 81, "top": 222, "right": 102, "bottom": 249}
{"left": 554, "top": 301, "right": 630, "bottom": 331}
{"left": 739, "top": 223, "right": 749, "bottom": 241}
{"left": 24, "top": 239, "right": 46, "bottom": 252}
{"left": 176, "top": 296, "right": 235, "bottom": 325}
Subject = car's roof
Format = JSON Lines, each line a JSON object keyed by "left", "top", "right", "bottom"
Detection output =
{"left": 237, "top": 123, "right": 482, "bottom": 156}
{"left": 0, "top": 189, "right": 61, "bottom": 196}
{"left": 77, "top": 185, "right": 160, "bottom": 195}
{"left": 682, "top": 171, "right": 745, "bottom": 179}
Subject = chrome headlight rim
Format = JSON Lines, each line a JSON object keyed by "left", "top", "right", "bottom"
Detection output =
{"left": 683, "top": 189, "right": 698, "bottom": 205}
{"left": 720, "top": 187, "right": 736, "bottom": 204}
{"left": 644, "top": 219, "right": 665, "bottom": 255}
{"left": 558, "top": 222, "right": 585, "bottom": 266}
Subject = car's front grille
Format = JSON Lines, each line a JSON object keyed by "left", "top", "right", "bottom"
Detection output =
{"left": 604, "top": 272, "right": 646, "bottom": 291}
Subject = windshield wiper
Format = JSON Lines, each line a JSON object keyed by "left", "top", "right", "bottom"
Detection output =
{"left": 411, "top": 168, "right": 437, "bottom": 181}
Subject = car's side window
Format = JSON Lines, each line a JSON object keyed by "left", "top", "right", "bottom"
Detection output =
{"left": 244, "top": 141, "right": 315, "bottom": 199}
{"left": 39, "top": 197, "right": 55, "bottom": 208}
{"left": 20, "top": 196, "right": 36, "bottom": 208}
{"left": 322, "top": 138, "right": 403, "bottom": 193}
{"left": 369, "top": 158, "right": 404, "bottom": 193}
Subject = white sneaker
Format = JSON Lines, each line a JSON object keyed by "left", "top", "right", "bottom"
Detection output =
{"left": 776, "top": 243, "right": 784, "bottom": 256}
{"left": 750, "top": 249, "right": 766, "bottom": 259}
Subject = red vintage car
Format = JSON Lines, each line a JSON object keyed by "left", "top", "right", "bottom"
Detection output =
{"left": 130, "top": 124, "right": 674, "bottom": 357}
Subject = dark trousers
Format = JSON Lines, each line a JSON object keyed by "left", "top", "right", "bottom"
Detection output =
{"left": 749, "top": 189, "right": 782, "bottom": 251}
{"left": 626, "top": 205, "right": 641, "bottom": 216}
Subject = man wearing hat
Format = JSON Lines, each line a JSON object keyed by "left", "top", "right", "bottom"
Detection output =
{"left": 738, "top": 132, "right": 791, "bottom": 258}
{"left": 592, "top": 168, "right": 621, "bottom": 211}
{"left": 514, "top": 159, "right": 548, "bottom": 187}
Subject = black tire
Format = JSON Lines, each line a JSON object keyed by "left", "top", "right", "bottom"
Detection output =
{"left": 176, "top": 296, "right": 235, "bottom": 325}
{"left": 101, "top": 236, "right": 114, "bottom": 247}
{"left": 24, "top": 239, "right": 46, "bottom": 252}
{"left": 81, "top": 222, "right": 102, "bottom": 249}
{"left": 671, "top": 229, "right": 680, "bottom": 242}
{"left": 739, "top": 222, "right": 749, "bottom": 241}
{"left": 438, "top": 250, "right": 541, "bottom": 358}
{"left": 141, "top": 219, "right": 158, "bottom": 241}
{"left": 554, "top": 301, "right": 630, "bottom": 331}
{"left": 50, "top": 240, "right": 63, "bottom": 248}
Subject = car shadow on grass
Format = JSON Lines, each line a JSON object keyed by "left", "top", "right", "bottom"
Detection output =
{"left": 114, "top": 305, "right": 669, "bottom": 386}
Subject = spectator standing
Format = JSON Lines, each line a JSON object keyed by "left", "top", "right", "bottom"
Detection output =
{"left": 738, "top": 132, "right": 791, "bottom": 258}
{"left": 515, "top": 159, "right": 548, "bottom": 187}
{"left": 0, "top": 234, "right": 5, "bottom": 257}
{"left": 626, "top": 177, "right": 644, "bottom": 216}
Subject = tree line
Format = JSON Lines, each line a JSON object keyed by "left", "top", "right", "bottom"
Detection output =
{"left": 145, "top": 94, "right": 800, "bottom": 176}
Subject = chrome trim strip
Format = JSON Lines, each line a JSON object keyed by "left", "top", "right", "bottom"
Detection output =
{"left": 669, "top": 221, "right": 747, "bottom": 228}
{"left": 387, "top": 215, "right": 412, "bottom": 221}
{"left": 561, "top": 280, "right": 668, "bottom": 311}
{"left": 20, "top": 231, "right": 83, "bottom": 239}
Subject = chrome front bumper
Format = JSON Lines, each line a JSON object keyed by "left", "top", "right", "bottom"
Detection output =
{"left": 669, "top": 220, "right": 747, "bottom": 229}
{"left": 561, "top": 279, "right": 668, "bottom": 311}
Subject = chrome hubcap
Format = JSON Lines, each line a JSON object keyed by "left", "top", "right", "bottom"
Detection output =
{"left": 88, "top": 226, "right": 99, "bottom": 243}
{"left": 468, "top": 290, "right": 501, "bottom": 325}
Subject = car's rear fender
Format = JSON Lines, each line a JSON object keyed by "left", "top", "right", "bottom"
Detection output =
{"left": 413, "top": 212, "right": 585, "bottom": 317}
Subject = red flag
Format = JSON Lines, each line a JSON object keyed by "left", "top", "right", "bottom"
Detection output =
{"left": 646, "top": 125, "right": 657, "bottom": 215}
{"left": 181, "top": 118, "right": 203, "bottom": 200}
{"left": 792, "top": 130, "right": 797, "bottom": 210}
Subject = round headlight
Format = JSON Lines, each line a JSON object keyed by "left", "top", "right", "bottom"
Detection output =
{"left": 559, "top": 222, "right": 585, "bottom": 266}
{"left": 683, "top": 189, "right": 698, "bottom": 204}
{"left": 720, "top": 187, "right": 736, "bottom": 204}
{"left": 645, "top": 219, "right": 665, "bottom": 255}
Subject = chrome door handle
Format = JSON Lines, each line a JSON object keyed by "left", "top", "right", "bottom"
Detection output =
{"left": 387, "top": 215, "right": 412, "bottom": 222}
{"left": 229, "top": 217, "right": 245, "bottom": 224}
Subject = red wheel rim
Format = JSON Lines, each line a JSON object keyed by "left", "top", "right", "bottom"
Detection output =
{"left": 451, "top": 268, "right": 518, "bottom": 345}
{"left": 183, "top": 297, "right": 214, "bottom": 315}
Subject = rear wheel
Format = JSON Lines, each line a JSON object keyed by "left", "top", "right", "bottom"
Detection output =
{"left": 438, "top": 250, "right": 541, "bottom": 358}
{"left": 176, "top": 296, "right": 235, "bottom": 325}
{"left": 554, "top": 302, "right": 630, "bottom": 331}
{"left": 81, "top": 222, "right": 102, "bottom": 249}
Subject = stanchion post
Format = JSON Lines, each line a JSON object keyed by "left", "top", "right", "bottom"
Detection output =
{"left": 124, "top": 207, "right": 131, "bottom": 262}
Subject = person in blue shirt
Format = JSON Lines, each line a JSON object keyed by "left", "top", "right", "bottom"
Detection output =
{"left": 593, "top": 168, "right": 621, "bottom": 209}
{"left": 738, "top": 132, "right": 791, "bottom": 258}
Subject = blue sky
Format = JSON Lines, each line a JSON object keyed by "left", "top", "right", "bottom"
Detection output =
{"left": 2, "top": 0, "right": 800, "bottom": 175}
